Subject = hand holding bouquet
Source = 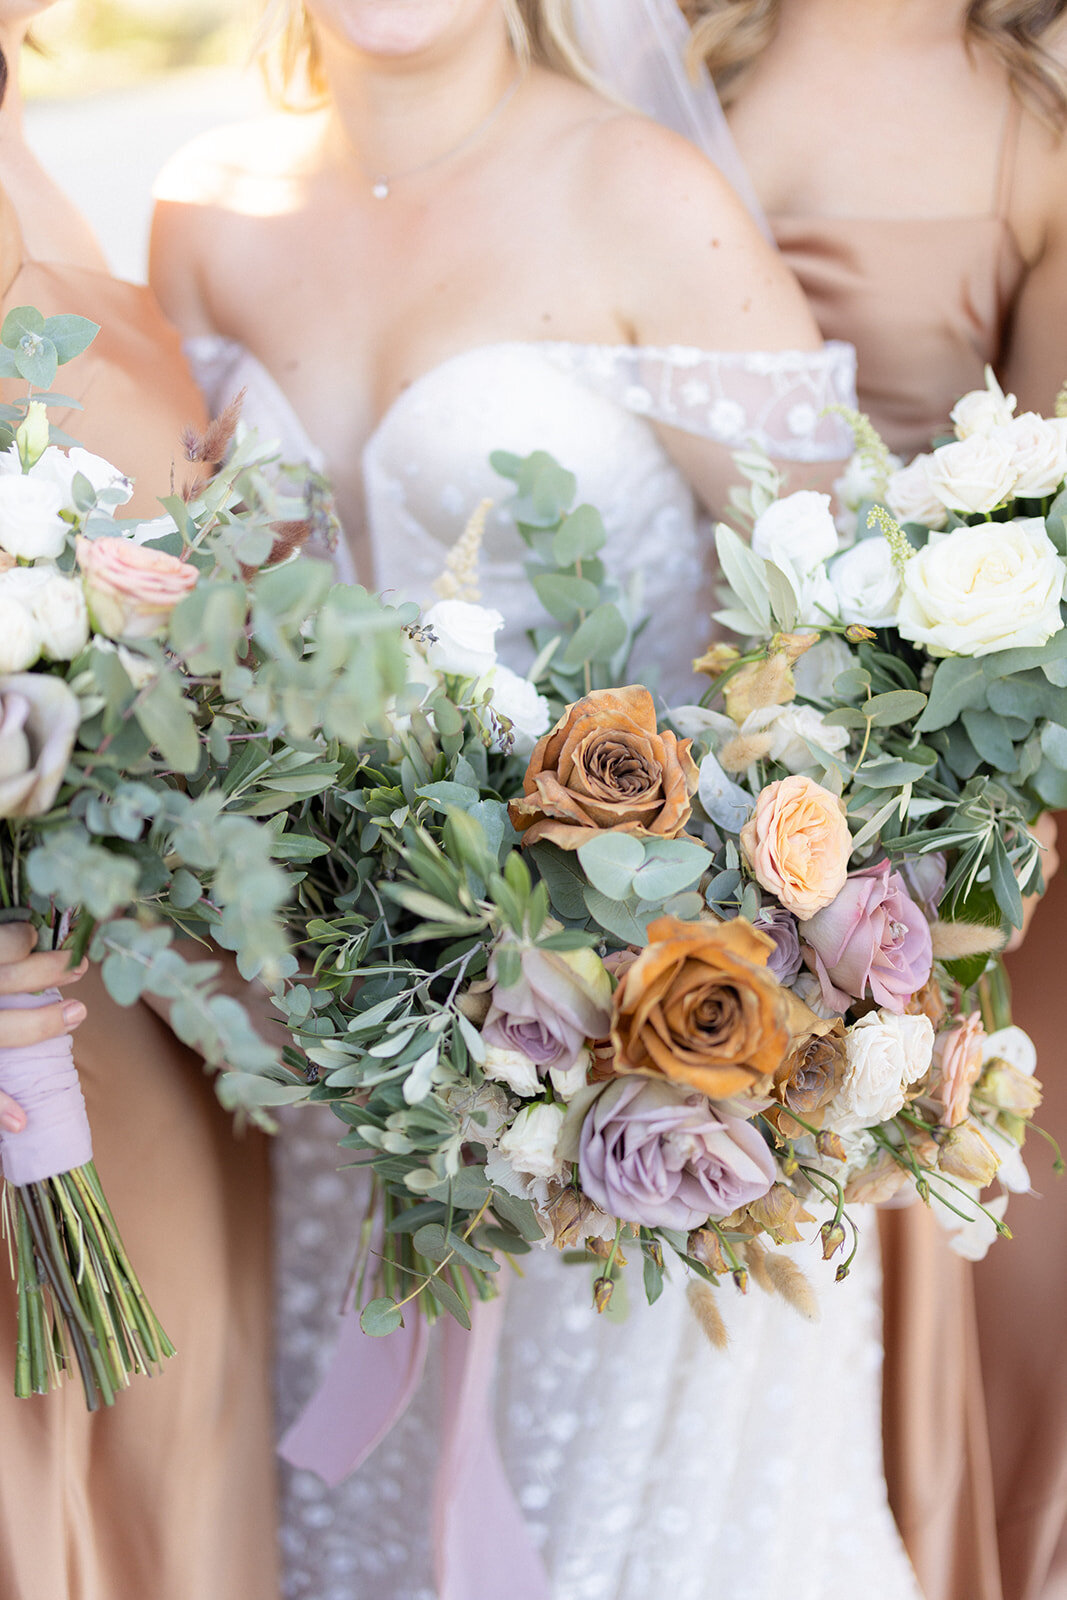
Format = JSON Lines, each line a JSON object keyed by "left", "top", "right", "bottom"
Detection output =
{"left": 0, "top": 305, "right": 408, "bottom": 1403}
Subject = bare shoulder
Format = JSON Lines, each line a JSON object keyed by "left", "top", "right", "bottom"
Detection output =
{"left": 152, "top": 112, "right": 323, "bottom": 334}
{"left": 562, "top": 103, "right": 819, "bottom": 348}
{"left": 154, "top": 111, "right": 325, "bottom": 209}
{"left": 579, "top": 107, "right": 757, "bottom": 237}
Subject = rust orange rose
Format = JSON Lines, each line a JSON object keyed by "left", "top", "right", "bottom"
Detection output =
{"left": 508, "top": 686, "right": 698, "bottom": 851}
{"left": 740, "top": 774, "right": 851, "bottom": 919}
{"left": 610, "top": 915, "right": 793, "bottom": 1099}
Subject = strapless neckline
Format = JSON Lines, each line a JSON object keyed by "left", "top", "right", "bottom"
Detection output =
{"left": 184, "top": 333, "right": 854, "bottom": 475}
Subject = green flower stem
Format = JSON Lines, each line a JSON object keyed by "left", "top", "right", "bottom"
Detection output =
{"left": 17, "top": 1183, "right": 101, "bottom": 1408}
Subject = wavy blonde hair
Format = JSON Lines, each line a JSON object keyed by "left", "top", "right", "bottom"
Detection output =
{"left": 257, "top": 0, "right": 596, "bottom": 107}
{"left": 684, "top": 0, "right": 1067, "bottom": 126}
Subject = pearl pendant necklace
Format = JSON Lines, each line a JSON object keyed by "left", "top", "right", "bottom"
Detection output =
{"left": 368, "top": 72, "right": 521, "bottom": 201}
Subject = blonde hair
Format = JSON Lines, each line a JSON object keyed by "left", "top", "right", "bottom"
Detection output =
{"left": 684, "top": 0, "right": 1067, "bottom": 127}
{"left": 257, "top": 0, "right": 596, "bottom": 107}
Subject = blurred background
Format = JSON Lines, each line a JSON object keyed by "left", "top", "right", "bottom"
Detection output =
{"left": 23, "top": 0, "right": 268, "bottom": 280}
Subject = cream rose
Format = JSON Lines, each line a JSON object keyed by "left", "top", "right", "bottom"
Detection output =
{"left": 76, "top": 535, "right": 199, "bottom": 641}
{"left": 0, "top": 674, "right": 80, "bottom": 817}
{"left": 740, "top": 774, "right": 852, "bottom": 919}
{"left": 752, "top": 491, "right": 839, "bottom": 574}
{"left": 827, "top": 1010, "right": 935, "bottom": 1135}
{"left": 997, "top": 412, "right": 1067, "bottom": 498}
{"left": 0, "top": 566, "right": 89, "bottom": 662}
{"left": 25, "top": 445, "right": 133, "bottom": 507}
{"left": 481, "top": 1044, "right": 542, "bottom": 1099}
{"left": 0, "top": 592, "right": 41, "bottom": 672}
{"left": 498, "top": 1101, "right": 567, "bottom": 1180}
{"left": 885, "top": 454, "right": 949, "bottom": 530}
{"left": 897, "top": 518, "right": 1066, "bottom": 657}
{"left": 422, "top": 599, "right": 503, "bottom": 678}
{"left": 950, "top": 376, "right": 1016, "bottom": 439}
{"left": 829, "top": 537, "right": 903, "bottom": 627}
{"left": 0, "top": 475, "right": 68, "bottom": 561}
{"left": 927, "top": 434, "right": 1017, "bottom": 515}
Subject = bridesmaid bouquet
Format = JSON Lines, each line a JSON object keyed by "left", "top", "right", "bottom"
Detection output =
{"left": 242, "top": 443, "right": 1051, "bottom": 1349}
{"left": 0, "top": 306, "right": 407, "bottom": 1403}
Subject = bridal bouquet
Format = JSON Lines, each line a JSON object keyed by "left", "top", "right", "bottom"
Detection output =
{"left": 0, "top": 306, "right": 407, "bottom": 1403}
{"left": 241, "top": 439, "right": 1049, "bottom": 1347}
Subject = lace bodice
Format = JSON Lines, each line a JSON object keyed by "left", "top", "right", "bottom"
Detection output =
{"left": 183, "top": 333, "right": 921, "bottom": 1600}
{"left": 186, "top": 335, "right": 854, "bottom": 700}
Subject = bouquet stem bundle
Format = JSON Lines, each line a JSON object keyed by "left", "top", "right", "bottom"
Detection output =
{"left": 5, "top": 1163, "right": 173, "bottom": 1406}
{"left": 0, "top": 991, "right": 172, "bottom": 1407}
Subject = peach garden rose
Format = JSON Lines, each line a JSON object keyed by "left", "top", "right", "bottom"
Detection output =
{"left": 75, "top": 535, "right": 199, "bottom": 642}
{"left": 740, "top": 774, "right": 852, "bottom": 919}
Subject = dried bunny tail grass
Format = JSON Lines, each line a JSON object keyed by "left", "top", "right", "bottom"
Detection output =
{"left": 930, "top": 920, "right": 1008, "bottom": 960}
{"left": 741, "top": 1237, "right": 775, "bottom": 1295}
{"left": 183, "top": 390, "right": 247, "bottom": 466}
{"left": 434, "top": 499, "right": 491, "bottom": 602}
{"left": 687, "top": 1279, "right": 730, "bottom": 1350}
{"left": 761, "top": 1252, "right": 821, "bottom": 1322}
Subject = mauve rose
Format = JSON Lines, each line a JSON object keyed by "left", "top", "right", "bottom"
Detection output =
{"left": 899, "top": 852, "right": 947, "bottom": 921}
{"left": 482, "top": 939, "right": 612, "bottom": 1074}
{"left": 802, "top": 859, "right": 933, "bottom": 1013}
{"left": 577, "top": 1076, "right": 776, "bottom": 1231}
{"left": 752, "top": 907, "right": 803, "bottom": 983}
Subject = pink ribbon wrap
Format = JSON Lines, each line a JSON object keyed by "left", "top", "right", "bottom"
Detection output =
{"left": 280, "top": 1281, "right": 552, "bottom": 1600}
{"left": 0, "top": 989, "right": 93, "bottom": 1185}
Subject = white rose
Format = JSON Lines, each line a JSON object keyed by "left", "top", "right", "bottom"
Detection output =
{"left": 752, "top": 491, "right": 839, "bottom": 574}
{"left": 950, "top": 375, "right": 1016, "bottom": 439}
{"left": 795, "top": 563, "right": 841, "bottom": 628}
{"left": 885, "top": 454, "right": 948, "bottom": 530}
{"left": 26, "top": 445, "right": 134, "bottom": 509}
{"left": 981, "top": 1024, "right": 1037, "bottom": 1077}
{"left": 996, "top": 412, "right": 1067, "bottom": 499}
{"left": 828, "top": 1011, "right": 935, "bottom": 1134}
{"left": 498, "top": 1101, "right": 567, "bottom": 1179}
{"left": 549, "top": 1047, "right": 592, "bottom": 1102}
{"left": 482, "top": 1043, "right": 541, "bottom": 1099}
{"left": 422, "top": 599, "right": 503, "bottom": 678}
{"left": 0, "top": 565, "right": 88, "bottom": 662}
{"left": 0, "top": 593, "right": 42, "bottom": 671}
{"left": 0, "top": 475, "right": 67, "bottom": 560}
{"left": 746, "top": 702, "right": 850, "bottom": 773}
{"left": 29, "top": 573, "right": 89, "bottom": 662}
{"left": 835, "top": 452, "right": 901, "bottom": 514}
{"left": 66, "top": 449, "right": 134, "bottom": 506}
{"left": 830, "top": 537, "right": 903, "bottom": 627}
{"left": 930, "top": 1181, "right": 1009, "bottom": 1261}
{"left": 927, "top": 434, "right": 1017, "bottom": 515}
{"left": 792, "top": 633, "right": 854, "bottom": 702}
{"left": 897, "top": 517, "right": 1066, "bottom": 657}
{"left": 488, "top": 664, "right": 551, "bottom": 755}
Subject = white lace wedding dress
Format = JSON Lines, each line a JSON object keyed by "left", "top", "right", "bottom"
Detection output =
{"left": 188, "top": 333, "right": 924, "bottom": 1600}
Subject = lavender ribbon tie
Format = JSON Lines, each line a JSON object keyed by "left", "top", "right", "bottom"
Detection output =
{"left": 279, "top": 1280, "right": 552, "bottom": 1600}
{"left": 0, "top": 989, "right": 93, "bottom": 1185}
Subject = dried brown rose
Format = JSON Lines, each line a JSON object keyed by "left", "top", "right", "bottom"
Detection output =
{"left": 508, "top": 686, "right": 698, "bottom": 852}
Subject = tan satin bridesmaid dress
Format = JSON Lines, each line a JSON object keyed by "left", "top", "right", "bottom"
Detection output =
{"left": 0, "top": 197, "right": 280, "bottom": 1600}
{"left": 772, "top": 97, "right": 1052, "bottom": 1600}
